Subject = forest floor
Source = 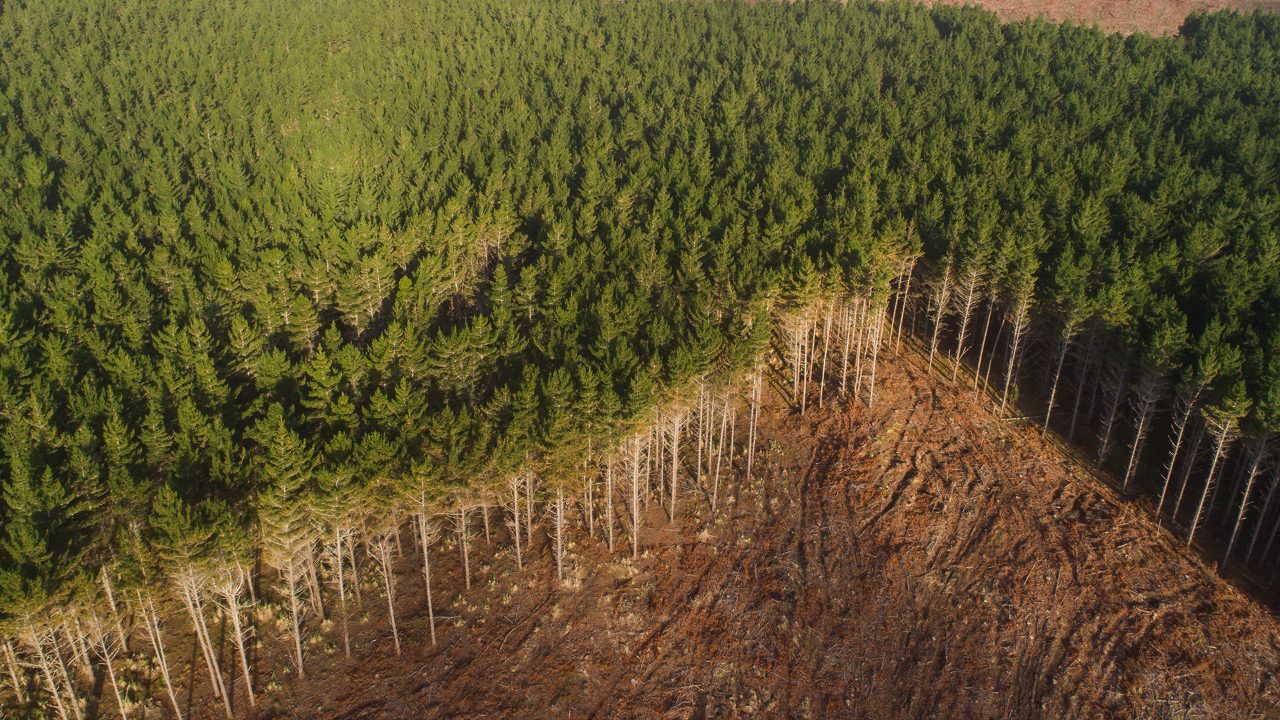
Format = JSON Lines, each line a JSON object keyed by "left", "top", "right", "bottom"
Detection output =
{"left": 928, "top": 0, "right": 1280, "bottom": 35}
{"left": 164, "top": 348, "right": 1280, "bottom": 720}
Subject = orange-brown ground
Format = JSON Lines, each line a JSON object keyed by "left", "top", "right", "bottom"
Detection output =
{"left": 193, "top": 349, "right": 1279, "bottom": 720}
{"left": 931, "top": 0, "right": 1280, "bottom": 35}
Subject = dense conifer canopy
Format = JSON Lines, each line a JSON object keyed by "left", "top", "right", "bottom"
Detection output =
{"left": 2, "top": 0, "right": 1279, "bottom": 627}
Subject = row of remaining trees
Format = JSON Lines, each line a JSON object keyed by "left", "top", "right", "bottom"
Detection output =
{"left": 0, "top": 299, "right": 907, "bottom": 719}
{"left": 902, "top": 174, "right": 1280, "bottom": 574}
{"left": 4, "top": 0, "right": 1280, "bottom": 714}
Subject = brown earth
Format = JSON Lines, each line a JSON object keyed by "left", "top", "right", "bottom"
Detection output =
{"left": 190, "top": 348, "right": 1280, "bottom": 720}
{"left": 930, "top": 0, "right": 1280, "bottom": 35}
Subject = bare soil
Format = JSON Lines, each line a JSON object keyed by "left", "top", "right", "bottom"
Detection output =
{"left": 930, "top": 0, "right": 1280, "bottom": 35}
{"left": 211, "top": 349, "right": 1280, "bottom": 720}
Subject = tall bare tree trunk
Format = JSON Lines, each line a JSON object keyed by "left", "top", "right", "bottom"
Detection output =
{"left": 87, "top": 612, "right": 128, "bottom": 720}
{"left": 605, "top": 462, "right": 615, "bottom": 553}
{"left": 972, "top": 292, "right": 996, "bottom": 392}
{"left": 1157, "top": 396, "right": 1197, "bottom": 517}
{"left": 867, "top": 306, "right": 884, "bottom": 408}
{"left": 3, "top": 638, "right": 24, "bottom": 705}
{"left": 713, "top": 397, "right": 729, "bottom": 513}
{"left": 1067, "top": 328, "right": 1097, "bottom": 442}
{"left": 1223, "top": 440, "right": 1268, "bottom": 568}
{"left": 509, "top": 477, "right": 524, "bottom": 570}
{"left": 373, "top": 533, "right": 401, "bottom": 656}
{"left": 26, "top": 625, "right": 72, "bottom": 720}
{"left": 631, "top": 437, "right": 642, "bottom": 559}
{"left": 214, "top": 567, "right": 256, "bottom": 707}
{"left": 1122, "top": 376, "right": 1160, "bottom": 492}
{"left": 894, "top": 261, "right": 915, "bottom": 354}
{"left": 1188, "top": 420, "right": 1233, "bottom": 547}
{"left": 747, "top": 369, "right": 762, "bottom": 481}
{"left": 525, "top": 470, "right": 535, "bottom": 548}
{"left": 554, "top": 488, "right": 566, "bottom": 583}
{"left": 139, "top": 594, "right": 183, "bottom": 720}
{"left": 669, "top": 413, "right": 682, "bottom": 520}
{"left": 178, "top": 577, "right": 233, "bottom": 719}
{"left": 1095, "top": 359, "right": 1127, "bottom": 465}
{"left": 951, "top": 269, "right": 981, "bottom": 382}
{"left": 1042, "top": 327, "right": 1076, "bottom": 440}
{"left": 854, "top": 298, "right": 868, "bottom": 397}
{"left": 1172, "top": 421, "right": 1207, "bottom": 521}
{"left": 283, "top": 560, "right": 307, "bottom": 678}
{"left": 819, "top": 307, "right": 833, "bottom": 408}
{"left": 49, "top": 626, "right": 80, "bottom": 720}
{"left": 999, "top": 297, "right": 1030, "bottom": 417}
{"left": 1246, "top": 467, "right": 1280, "bottom": 564}
{"left": 416, "top": 514, "right": 438, "bottom": 645}
{"left": 99, "top": 568, "right": 128, "bottom": 653}
{"left": 332, "top": 527, "right": 351, "bottom": 658}
{"left": 458, "top": 506, "right": 471, "bottom": 591}
{"left": 927, "top": 264, "right": 953, "bottom": 375}
{"left": 840, "top": 302, "right": 853, "bottom": 395}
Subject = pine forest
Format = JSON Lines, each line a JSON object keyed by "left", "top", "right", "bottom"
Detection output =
{"left": 1, "top": 0, "right": 1279, "bottom": 717}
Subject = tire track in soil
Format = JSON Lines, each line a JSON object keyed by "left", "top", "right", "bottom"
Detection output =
{"left": 252, "top": 350, "right": 1279, "bottom": 720}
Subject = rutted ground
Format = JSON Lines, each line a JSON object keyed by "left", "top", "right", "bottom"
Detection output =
{"left": 242, "top": 350, "right": 1279, "bottom": 720}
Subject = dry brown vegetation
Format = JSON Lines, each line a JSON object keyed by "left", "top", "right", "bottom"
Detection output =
{"left": 930, "top": 0, "right": 1280, "bottom": 35}
{"left": 221, "top": 349, "right": 1280, "bottom": 720}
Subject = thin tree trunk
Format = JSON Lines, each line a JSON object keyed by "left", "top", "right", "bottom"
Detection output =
{"left": 510, "top": 477, "right": 523, "bottom": 570}
{"left": 458, "top": 506, "right": 471, "bottom": 592}
{"left": 48, "top": 627, "right": 80, "bottom": 720}
{"left": 304, "top": 547, "right": 325, "bottom": 618}
{"left": 982, "top": 311, "right": 1007, "bottom": 397}
{"left": 374, "top": 536, "right": 401, "bottom": 656}
{"left": 1042, "top": 330, "right": 1074, "bottom": 439}
{"left": 284, "top": 562, "right": 306, "bottom": 678}
{"left": 27, "top": 626, "right": 71, "bottom": 720}
{"left": 971, "top": 293, "right": 995, "bottom": 391}
{"left": 88, "top": 613, "right": 128, "bottom": 720}
{"left": 747, "top": 369, "right": 762, "bottom": 481}
{"left": 1122, "top": 380, "right": 1158, "bottom": 492}
{"left": 927, "top": 265, "right": 953, "bottom": 375}
{"left": 1188, "top": 422, "right": 1232, "bottom": 547}
{"left": 525, "top": 471, "right": 535, "bottom": 548}
{"left": 1067, "top": 329, "right": 1097, "bottom": 442}
{"left": 100, "top": 568, "right": 128, "bottom": 653}
{"left": 3, "top": 638, "right": 24, "bottom": 705}
{"left": 605, "top": 462, "right": 615, "bottom": 553}
{"left": 416, "top": 514, "right": 438, "bottom": 646}
{"left": 63, "top": 620, "right": 90, "bottom": 680}
{"left": 669, "top": 414, "right": 682, "bottom": 520}
{"left": 1224, "top": 441, "right": 1268, "bottom": 568}
{"left": 854, "top": 299, "right": 868, "bottom": 397}
{"left": 219, "top": 570, "right": 256, "bottom": 706}
{"left": 867, "top": 306, "right": 884, "bottom": 408}
{"left": 999, "top": 298, "right": 1030, "bottom": 417}
{"left": 713, "top": 396, "right": 729, "bottom": 513}
{"left": 1246, "top": 468, "right": 1280, "bottom": 564}
{"left": 631, "top": 437, "right": 642, "bottom": 559}
{"left": 178, "top": 580, "right": 232, "bottom": 719}
{"left": 840, "top": 302, "right": 853, "bottom": 395}
{"left": 555, "top": 488, "right": 566, "bottom": 583}
{"left": 1172, "top": 421, "right": 1207, "bottom": 521}
{"left": 346, "top": 528, "right": 362, "bottom": 606}
{"left": 1157, "top": 397, "right": 1196, "bottom": 517}
{"left": 951, "top": 270, "right": 980, "bottom": 382}
{"left": 895, "top": 262, "right": 914, "bottom": 354}
{"left": 334, "top": 528, "right": 351, "bottom": 658}
{"left": 819, "top": 308, "right": 832, "bottom": 408}
{"left": 1095, "top": 360, "right": 1127, "bottom": 465}
{"left": 139, "top": 594, "right": 183, "bottom": 720}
